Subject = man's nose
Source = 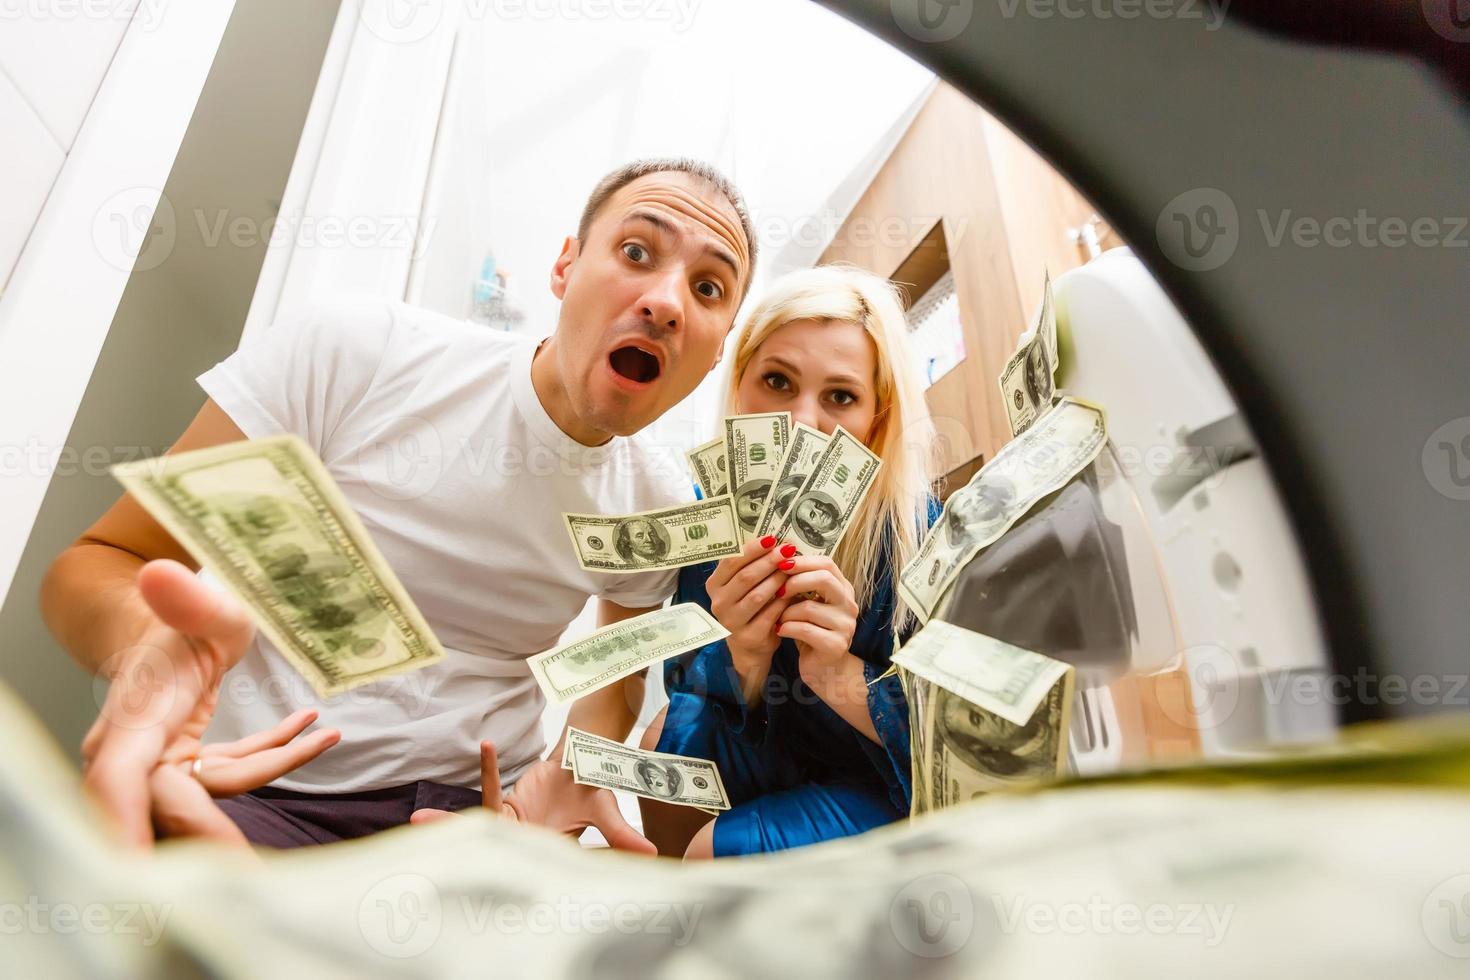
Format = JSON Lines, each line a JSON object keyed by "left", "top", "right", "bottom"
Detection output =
{"left": 638, "top": 272, "right": 684, "bottom": 332}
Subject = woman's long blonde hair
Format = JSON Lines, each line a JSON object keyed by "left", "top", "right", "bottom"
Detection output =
{"left": 725, "top": 264, "right": 941, "bottom": 632}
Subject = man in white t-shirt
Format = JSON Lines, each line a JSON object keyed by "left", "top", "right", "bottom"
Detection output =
{"left": 42, "top": 158, "right": 756, "bottom": 850}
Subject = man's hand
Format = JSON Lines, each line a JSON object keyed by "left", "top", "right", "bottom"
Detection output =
{"left": 410, "top": 740, "right": 657, "bottom": 855}
{"left": 82, "top": 559, "right": 337, "bottom": 846}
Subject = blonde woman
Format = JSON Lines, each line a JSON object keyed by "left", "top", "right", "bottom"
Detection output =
{"left": 640, "top": 265, "right": 940, "bottom": 859}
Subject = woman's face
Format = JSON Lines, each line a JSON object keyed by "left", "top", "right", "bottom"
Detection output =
{"left": 735, "top": 318, "right": 879, "bottom": 442}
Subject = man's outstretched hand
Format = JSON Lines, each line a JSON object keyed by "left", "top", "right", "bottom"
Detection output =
{"left": 411, "top": 740, "right": 656, "bottom": 855}
{"left": 82, "top": 559, "right": 338, "bottom": 847}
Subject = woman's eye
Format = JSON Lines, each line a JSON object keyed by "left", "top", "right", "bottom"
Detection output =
{"left": 622, "top": 243, "right": 649, "bottom": 263}
{"left": 762, "top": 372, "right": 791, "bottom": 392}
{"left": 695, "top": 280, "right": 724, "bottom": 301}
{"left": 828, "top": 389, "right": 857, "bottom": 406}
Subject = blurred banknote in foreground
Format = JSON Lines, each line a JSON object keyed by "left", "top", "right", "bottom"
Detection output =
{"left": 4, "top": 681, "right": 1470, "bottom": 978}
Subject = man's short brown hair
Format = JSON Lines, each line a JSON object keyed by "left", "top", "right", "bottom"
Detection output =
{"left": 577, "top": 158, "right": 758, "bottom": 301}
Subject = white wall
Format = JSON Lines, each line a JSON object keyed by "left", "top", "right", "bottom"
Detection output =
{"left": 411, "top": 0, "right": 935, "bottom": 453}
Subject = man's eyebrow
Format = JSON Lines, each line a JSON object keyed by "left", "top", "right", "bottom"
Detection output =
{"left": 624, "top": 210, "right": 742, "bottom": 285}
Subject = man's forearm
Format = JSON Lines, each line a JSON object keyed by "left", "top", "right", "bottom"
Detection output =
{"left": 40, "top": 543, "right": 157, "bottom": 677}
{"left": 556, "top": 673, "right": 644, "bottom": 754}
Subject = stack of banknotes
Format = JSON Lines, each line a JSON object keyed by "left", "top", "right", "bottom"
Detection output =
{"left": 894, "top": 620, "right": 1075, "bottom": 815}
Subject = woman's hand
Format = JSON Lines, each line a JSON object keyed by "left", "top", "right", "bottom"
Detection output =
{"left": 775, "top": 556, "right": 877, "bottom": 740}
{"left": 775, "top": 554, "right": 859, "bottom": 668}
{"left": 705, "top": 535, "right": 796, "bottom": 699}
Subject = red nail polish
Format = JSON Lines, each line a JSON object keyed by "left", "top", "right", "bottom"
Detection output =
{"left": 780, "top": 543, "right": 797, "bottom": 558}
{"left": 776, "top": 585, "right": 786, "bottom": 598}
{"left": 760, "top": 535, "right": 777, "bottom": 549}
{"left": 778, "top": 559, "right": 795, "bottom": 570}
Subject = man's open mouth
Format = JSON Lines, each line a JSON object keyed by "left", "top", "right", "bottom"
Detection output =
{"left": 608, "top": 345, "right": 662, "bottom": 385}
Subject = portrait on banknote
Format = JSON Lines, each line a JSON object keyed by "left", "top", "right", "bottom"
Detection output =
{"left": 943, "top": 476, "right": 1018, "bottom": 550}
{"left": 734, "top": 481, "right": 772, "bottom": 533}
{"left": 614, "top": 517, "right": 672, "bottom": 565}
{"left": 790, "top": 490, "right": 842, "bottom": 550}
{"left": 635, "top": 759, "right": 683, "bottom": 800}
{"left": 936, "top": 684, "right": 1066, "bottom": 783}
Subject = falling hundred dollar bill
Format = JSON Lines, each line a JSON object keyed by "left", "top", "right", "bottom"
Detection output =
{"left": 999, "top": 272, "right": 1059, "bottom": 438}
{"left": 562, "top": 727, "right": 730, "bottom": 811}
{"left": 527, "top": 603, "right": 729, "bottom": 705}
{"left": 724, "top": 411, "right": 791, "bottom": 541}
{"left": 751, "top": 421, "right": 831, "bottom": 542}
{"left": 894, "top": 619, "right": 1074, "bottom": 815}
{"left": 111, "top": 435, "right": 445, "bottom": 698}
{"left": 686, "top": 435, "right": 728, "bottom": 499}
{"left": 898, "top": 397, "right": 1107, "bottom": 622}
{"left": 764, "top": 425, "right": 882, "bottom": 558}
{"left": 564, "top": 496, "right": 742, "bottom": 573}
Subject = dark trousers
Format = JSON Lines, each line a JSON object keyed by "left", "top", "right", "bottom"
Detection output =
{"left": 211, "top": 781, "right": 483, "bottom": 848}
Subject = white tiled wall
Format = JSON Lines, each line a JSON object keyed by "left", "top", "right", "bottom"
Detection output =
{"left": 0, "top": 6, "right": 133, "bottom": 291}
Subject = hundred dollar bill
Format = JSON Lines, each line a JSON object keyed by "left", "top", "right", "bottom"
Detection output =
{"left": 527, "top": 603, "right": 729, "bottom": 705}
{"left": 564, "top": 496, "right": 741, "bottom": 573}
{"left": 565, "top": 726, "right": 731, "bottom": 810}
{"left": 894, "top": 620, "right": 1072, "bottom": 726}
{"left": 111, "top": 435, "right": 444, "bottom": 698}
{"left": 899, "top": 397, "right": 1107, "bottom": 622}
{"left": 685, "top": 436, "right": 728, "bottom": 498}
{"left": 999, "top": 276, "right": 1059, "bottom": 438}
{"left": 559, "top": 724, "right": 625, "bottom": 769}
{"left": 897, "top": 621, "right": 1074, "bottom": 815}
{"left": 724, "top": 411, "right": 791, "bottom": 540}
{"left": 764, "top": 425, "right": 881, "bottom": 557}
{"left": 751, "top": 422, "right": 830, "bottom": 542}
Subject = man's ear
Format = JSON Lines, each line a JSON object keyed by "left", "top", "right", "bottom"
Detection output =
{"left": 710, "top": 327, "right": 731, "bottom": 370}
{"left": 549, "top": 236, "right": 580, "bottom": 300}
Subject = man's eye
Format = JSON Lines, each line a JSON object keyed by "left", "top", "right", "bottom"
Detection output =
{"left": 622, "top": 243, "right": 649, "bottom": 263}
{"left": 763, "top": 372, "right": 791, "bottom": 392}
{"left": 695, "top": 280, "right": 724, "bottom": 301}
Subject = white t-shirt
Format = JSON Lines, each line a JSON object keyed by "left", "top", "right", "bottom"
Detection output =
{"left": 196, "top": 297, "right": 689, "bottom": 792}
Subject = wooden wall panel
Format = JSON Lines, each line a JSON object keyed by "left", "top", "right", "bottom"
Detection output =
{"left": 820, "top": 82, "right": 1119, "bottom": 481}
